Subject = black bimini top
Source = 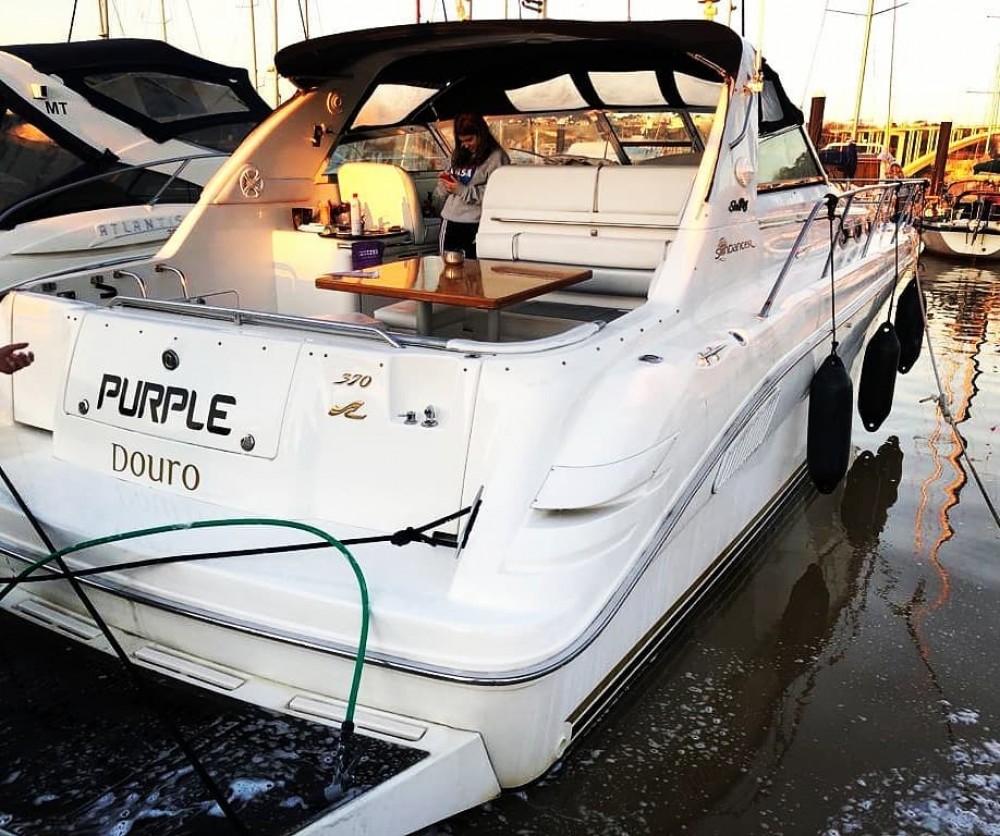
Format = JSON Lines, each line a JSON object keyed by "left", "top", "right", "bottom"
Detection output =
{"left": 276, "top": 19, "right": 745, "bottom": 88}
{"left": 274, "top": 19, "right": 801, "bottom": 131}
{"left": 2, "top": 38, "right": 270, "bottom": 144}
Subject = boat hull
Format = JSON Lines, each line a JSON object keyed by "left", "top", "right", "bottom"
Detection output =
{"left": 0, "top": 267, "right": 892, "bottom": 793}
{"left": 921, "top": 224, "right": 1000, "bottom": 259}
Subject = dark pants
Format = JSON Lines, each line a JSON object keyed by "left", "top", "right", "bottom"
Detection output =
{"left": 441, "top": 219, "right": 479, "bottom": 258}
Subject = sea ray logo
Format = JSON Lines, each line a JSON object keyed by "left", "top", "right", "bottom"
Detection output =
{"left": 715, "top": 237, "right": 757, "bottom": 261}
{"left": 328, "top": 401, "right": 367, "bottom": 420}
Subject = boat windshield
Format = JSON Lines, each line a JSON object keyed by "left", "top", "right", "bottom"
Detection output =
{"left": 475, "top": 110, "right": 711, "bottom": 166}
{"left": 82, "top": 71, "right": 262, "bottom": 152}
{"left": 0, "top": 98, "right": 202, "bottom": 228}
{"left": 325, "top": 108, "right": 712, "bottom": 174}
{"left": 0, "top": 106, "right": 84, "bottom": 215}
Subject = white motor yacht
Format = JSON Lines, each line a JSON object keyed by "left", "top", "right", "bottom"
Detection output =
{"left": 0, "top": 19, "right": 923, "bottom": 834}
{"left": 0, "top": 37, "right": 270, "bottom": 288}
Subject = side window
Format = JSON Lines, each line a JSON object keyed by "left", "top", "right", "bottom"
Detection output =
{"left": 758, "top": 127, "right": 824, "bottom": 191}
{"left": 325, "top": 129, "right": 450, "bottom": 176}
{"left": 83, "top": 72, "right": 252, "bottom": 122}
{"left": 0, "top": 107, "right": 83, "bottom": 217}
{"left": 606, "top": 111, "right": 707, "bottom": 164}
{"left": 1, "top": 164, "right": 201, "bottom": 230}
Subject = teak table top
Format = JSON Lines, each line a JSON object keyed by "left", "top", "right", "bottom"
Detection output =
{"left": 315, "top": 256, "right": 592, "bottom": 310}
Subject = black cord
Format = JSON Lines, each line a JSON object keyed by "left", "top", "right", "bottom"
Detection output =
{"left": 887, "top": 184, "right": 903, "bottom": 321}
{"left": 825, "top": 193, "right": 840, "bottom": 353}
{"left": 1, "top": 504, "right": 479, "bottom": 585}
{"left": 67, "top": 0, "right": 78, "bottom": 41}
{"left": 0, "top": 463, "right": 248, "bottom": 834}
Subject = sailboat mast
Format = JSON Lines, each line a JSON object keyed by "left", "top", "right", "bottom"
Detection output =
{"left": 988, "top": 48, "right": 1000, "bottom": 158}
{"left": 249, "top": 0, "right": 259, "bottom": 91}
{"left": 273, "top": 0, "right": 280, "bottom": 106}
{"left": 882, "top": 2, "right": 897, "bottom": 157}
{"left": 160, "top": 0, "right": 168, "bottom": 41}
{"left": 850, "top": 0, "right": 876, "bottom": 139}
{"left": 97, "top": 0, "right": 110, "bottom": 38}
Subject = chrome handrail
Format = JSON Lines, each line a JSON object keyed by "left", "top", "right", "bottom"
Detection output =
{"left": 0, "top": 152, "right": 225, "bottom": 228}
{"left": 759, "top": 178, "right": 926, "bottom": 318}
{"left": 111, "top": 269, "right": 148, "bottom": 299}
{"left": 108, "top": 296, "right": 405, "bottom": 349}
{"left": 154, "top": 263, "right": 190, "bottom": 298}
{"left": 758, "top": 199, "right": 827, "bottom": 318}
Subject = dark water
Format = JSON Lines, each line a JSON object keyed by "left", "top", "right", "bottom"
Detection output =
{"left": 436, "top": 256, "right": 1000, "bottom": 835}
{"left": 0, "top": 610, "right": 425, "bottom": 835}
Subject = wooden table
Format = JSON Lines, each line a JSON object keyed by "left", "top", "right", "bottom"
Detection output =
{"left": 315, "top": 256, "right": 593, "bottom": 339}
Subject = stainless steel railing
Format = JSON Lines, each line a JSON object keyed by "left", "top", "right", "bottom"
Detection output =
{"left": 0, "top": 152, "right": 225, "bottom": 228}
{"left": 759, "top": 179, "right": 926, "bottom": 318}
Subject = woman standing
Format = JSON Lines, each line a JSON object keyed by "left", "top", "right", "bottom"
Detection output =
{"left": 437, "top": 113, "right": 509, "bottom": 258}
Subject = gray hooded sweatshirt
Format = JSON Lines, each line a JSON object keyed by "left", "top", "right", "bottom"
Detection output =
{"left": 436, "top": 147, "right": 510, "bottom": 224}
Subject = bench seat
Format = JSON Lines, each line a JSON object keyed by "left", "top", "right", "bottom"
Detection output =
{"left": 476, "top": 164, "right": 698, "bottom": 294}
{"left": 372, "top": 164, "right": 700, "bottom": 333}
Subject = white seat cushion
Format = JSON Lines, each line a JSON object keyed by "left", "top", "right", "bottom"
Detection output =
{"left": 476, "top": 164, "right": 699, "bottom": 293}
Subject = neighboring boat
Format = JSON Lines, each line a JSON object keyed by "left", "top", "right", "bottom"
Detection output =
{"left": 0, "top": 19, "right": 924, "bottom": 834}
{"left": 920, "top": 178, "right": 1000, "bottom": 259}
{"left": 0, "top": 38, "right": 270, "bottom": 288}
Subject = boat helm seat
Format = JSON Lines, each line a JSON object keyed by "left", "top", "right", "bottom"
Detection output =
{"left": 336, "top": 162, "right": 425, "bottom": 245}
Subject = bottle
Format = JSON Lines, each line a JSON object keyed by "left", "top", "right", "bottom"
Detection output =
{"left": 349, "top": 193, "right": 363, "bottom": 237}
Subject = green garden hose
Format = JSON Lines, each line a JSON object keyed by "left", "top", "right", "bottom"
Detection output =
{"left": 0, "top": 517, "right": 370, "bottom": 727}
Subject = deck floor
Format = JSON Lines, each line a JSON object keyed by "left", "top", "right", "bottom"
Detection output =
{"left": 0, "top": 611, "right": 426, "bottom": 835}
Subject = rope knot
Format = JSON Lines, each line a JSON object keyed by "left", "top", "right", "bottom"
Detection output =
{"left": 390, "top": 526, "right": 422, "bottom": 546}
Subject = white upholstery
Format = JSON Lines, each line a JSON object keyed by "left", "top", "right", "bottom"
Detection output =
{"left": 595, "top": 167, "right": 693, "bottom": 216}
{"left": 480, "top": 232, "right": 668, "bottom": 271}
{"left": 476, "top": 165, "right": 697, "bottom": 283}
{"left": 337, "top": 162, "right": 424, "bottom": 244}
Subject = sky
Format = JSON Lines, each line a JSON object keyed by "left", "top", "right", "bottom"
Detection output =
{"left": 2, "top": 0, "right": 1000, "bottom": 127}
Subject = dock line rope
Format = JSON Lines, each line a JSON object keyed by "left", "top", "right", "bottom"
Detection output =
{"left": 912, "top": 266, "right": 1000, "bottom": 530}
{"left": 0, "top": 497, "right": 483, "bottom": 586}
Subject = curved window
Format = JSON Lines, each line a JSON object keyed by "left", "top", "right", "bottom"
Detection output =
{"left": 0, "top": 107, "right": 83, "bottom": 215}
{"left": 1, "top": 166, "right": 201, "bottom": 230}
{"left": 172, "top": 120, "right": 262, "bottom": 153}
{"left": 325, "top": 128, "right": 450, "bottom": 175}
{"left": 758, "top": 126, "right": 824, "bottom": 191}
{"left": 0, "top": 105, "right": 200, "bottom": 229}
{"left": 84, "top": 72, "right": 253, "bottom": 123}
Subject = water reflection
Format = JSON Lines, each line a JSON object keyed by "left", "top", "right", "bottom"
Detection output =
{"left": 436, "top": 447, "right": 907, "bottom": 835}
{"left": 438, "top": 257, "right": 1000, "bottom": 835}
{"left": 839, "top": 435, "right": 903, "bottom": 551}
